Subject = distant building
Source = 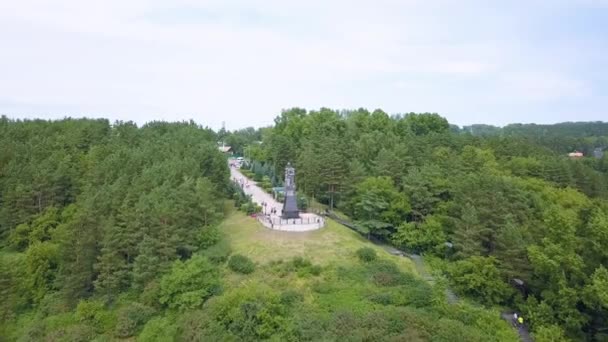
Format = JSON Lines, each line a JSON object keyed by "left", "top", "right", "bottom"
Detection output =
{"left": 594, "top": 148, "right": 604, "bottom": 159}
{"left": 568, "top": 151, "right": 584, "bottom": 158}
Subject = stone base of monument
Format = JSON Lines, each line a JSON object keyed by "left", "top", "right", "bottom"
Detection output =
{"left": 257, "top": 213, "right": 325, "bottom": 232}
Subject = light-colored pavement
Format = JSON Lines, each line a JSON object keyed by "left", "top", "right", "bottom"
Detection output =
{"left": 230, "top": 167, "right": 283, "bottom": 214}
{"left": 230, "top": 166, "right": 324, "bottom": 232}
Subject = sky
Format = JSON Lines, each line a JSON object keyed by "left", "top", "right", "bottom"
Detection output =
{"left": 0, "top": 0, "right": 607, "bottom": 130}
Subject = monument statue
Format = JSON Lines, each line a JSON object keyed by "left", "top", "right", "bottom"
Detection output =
{"left": 282, "top": 162, "right": 300, "bottom": 219}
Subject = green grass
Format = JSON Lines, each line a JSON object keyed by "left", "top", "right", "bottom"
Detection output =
{"left": 219, "top": 210, "right": 416, "bottom": 275}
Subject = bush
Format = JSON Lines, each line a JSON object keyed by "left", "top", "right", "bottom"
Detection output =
{"left": 356, "top": 247, "right": 377, "bottom": 262}
{"left": 369, "top": 260, "right": 416, "bottom": 287}
{"left": 292, "top": 256, "right": 312, "bottom": 268}
{"left": 75, "top": 299, "right": 108, "bottom": 331}
{"left": 369, "top": 293, "right": 394, "bottom": 305}
{"left": 310, "top": 265, "right": 322, "bottom": 276}
{"left": 45, "top": 324, "right": 96, "bottom": 342}
{"left": 206, "top": 284, "right": 289, "bottom": 340}
{"left": 406, "top": 283, "right": 434, "bottom": 308}
{"left": 203, "top": 241, "right": 232, "bottom": 264}
{"left": 198, "top": 226, "right": 221, "bottom": 249}
{"left": 291, "top": 257, "right": 321, "bottom": 277}
{"left": 311, "top": 281, "right": 333, "bottom": 294}
{"left": 159, "top": 255, "right": 221, "bottom": 310}
{"left": 446, "top": 256, "right": 513, "bottom": 305}
{"left": 228, "top": 254, "right": 255, "bottom": 274}
{"left": 532, "top": 325, "right": 569, "bottom": 342}
{"left": 279, "top": 290, "right": 304, "bottom": 306}
{"left": 139, "top": 316, "right": 178, "bottom": 341}
{"left": 114, "top": 303, "right": 155, "bottom": 338}
{"left": 297, "top": 196, "right": 309, "bottom": 211}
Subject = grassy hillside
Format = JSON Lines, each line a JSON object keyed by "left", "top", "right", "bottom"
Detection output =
{"left": 201, "top": 210, "right": 519, "bottom": 341}
{"left": 222, "top": 210, "right": 416, "bottom": 272}
{"left": 2, "top": 209, "right": 519, "bottom": 341}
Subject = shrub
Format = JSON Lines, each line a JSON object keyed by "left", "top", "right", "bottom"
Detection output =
{"left": 292, "top": 256, "right": 312, "bottom": 268}
{"left": 228, "top": 254, "right": 255, "bottom": 274}
{"left": 203, "top": 241, "right": 232, "bottom": 264}
{"left": 369, "top": 260, "right": 416, "bottom": 287}
{"left": 446, "top": 256, "right": 513, "bottom": 305}
{"left": 279, "top": 290, "right": 304, "bottom": 306}
{"left": 406, "top": 283, "right": 434, "bottom": 308}
{"left": 311, "top": 281, "right": 333, "bottom": 294}
{"left": 159, "top": 255, "right": 221, "bottom": 310}
{"left": 75, "top": 299, "right": 108, "bottom": 330}
{"left": 139, "top": 316, "right": 178, "bottom": 341}
{"left": 297, "top": 196, "right": 309, "bottom": 211}
{"left": 531, "top": 325, "right": 569, "bottom": 342}
{"left": 206, "top": 284, "right": 288, "bottom": 340}
{"left": 356, "top": 247, "right": 377, "bottom": 262}
{"left": 45, "top": 324, "right": 95, "bottom": 342}
{"left": 114, "top": 303, "right": 155, "bottom": 338}
{"left": 198, "top": 226, "right": 221, "bottom": 249}
{"left": 291, "top": 257, "right": 322, "bottom": 277}
{"left": 310, "top": 265, "right": 322, "bottom": 276}
{"left": 369, "top": 293, "right": 394, "bottom": 305}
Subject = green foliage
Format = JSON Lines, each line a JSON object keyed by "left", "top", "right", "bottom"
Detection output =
{"left": 533, "top": 325, "right": 569, "bottom": 342}
{"left": 279, "top": 289, "right": 304, "bottom": 306}
{"left": 347, "top": 176, "right": 410, "bottom": 238}
{"left": 202, "top": 240, "right": 232, "bottom": 264}
{"left": 113, "top": 302, "right": 155, "bottom": 338}
{"left": 402, "top": 112, "right": 450, "bottom": 135}
{"left": 0, "top": 252, "right": 30, "bottom": 321}
{"left": 207, "top": 284, "right": 289, "bottom": 340}
{"left": 75, "top": 299, "right": 112, "bottom": 332}
{"left": 25, "top": 241, "right": 59, "bottom": 303}
{"left": 228, "top": 254, "right": 255, "bottom": 274}
{"left": 297, "top": 195, "right": 309, "bottom": 211}
{"left": 159, "top": 255, "right": 221, "bottom": 310}
{"left": 3, "top": 114, "right": 608, "bottom": 339}
{"left": 369, "top": 260, "right": 416, "bottom": 287}
{"left": 392, "top": 215, "right": 447, "bottom": 253}
{"left": 447, "top": 256, "right": 513, "bottom": 305}
{"left": 587, "top": 266, "right": 608, "bottom": 309}
{"left": 355, "top": 247, "right": 377, "bottom": 262}
{"left": 198, "top": 226, "right": 221, "bottom": 249}
{"left": 138, "top": 316, "right": 177, "bottom": 341}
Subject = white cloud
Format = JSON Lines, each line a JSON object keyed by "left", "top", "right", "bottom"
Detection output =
{"left": 0, "top": 0, "right": 604, "bottom": 128}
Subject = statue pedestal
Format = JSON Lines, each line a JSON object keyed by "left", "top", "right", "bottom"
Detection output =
{"left": 282, "top": 192, "right": 299, "bottom": 219}
{"left": 282, "top": 162, "right": 300, "bottom": 219}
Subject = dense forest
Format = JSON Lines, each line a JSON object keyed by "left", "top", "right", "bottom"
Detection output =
{"left": 1, "top": 113, "right": 607, "bottom": 341}
{"left": 0, "top": 118, "right": 231, "bottom": 339}
{"left": 240, "top": 108, "right": 608, "bottom": 341}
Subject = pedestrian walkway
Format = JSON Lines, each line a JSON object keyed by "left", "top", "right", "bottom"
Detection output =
{"left": 500, "top": 312, "right": 533, "bottom": 342}
{"left": 230, "top": 166, "right": 324, "bottom": 232}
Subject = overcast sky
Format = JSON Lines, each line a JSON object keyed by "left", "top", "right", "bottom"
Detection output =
{"left": 1, "top": 1, "right": 607, "bottom": 130}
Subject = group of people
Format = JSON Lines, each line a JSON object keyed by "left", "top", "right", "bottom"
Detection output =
{"left": 513, "top": 312, "right": 524, "bottom": 327}
{"left": 233, "top": 177, "right": 249, "bottom": 189}
{"left": 261, "top": 201, "right": 279, "bottom": 216}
